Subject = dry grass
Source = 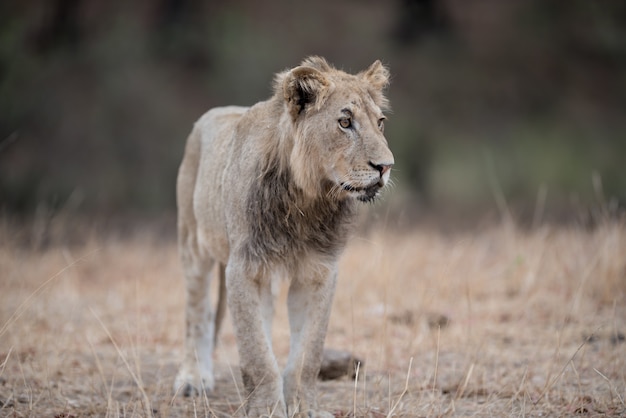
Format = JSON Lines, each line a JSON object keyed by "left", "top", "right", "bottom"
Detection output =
{"left": 1, "top": 219, "right": 625, "bottom": 417}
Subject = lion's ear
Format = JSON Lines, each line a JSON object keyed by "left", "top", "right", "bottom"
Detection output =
{"left": 362, "top": 60, "right": 390, "bottom": 90}
{"left": 300, "top": 56, "right": 332, "bottom": 72}
{"left": 282, "top": 66, "right": 331, "bottom": 120}
{"left": 361, "top": 60, "right": 390, "bottom": 110}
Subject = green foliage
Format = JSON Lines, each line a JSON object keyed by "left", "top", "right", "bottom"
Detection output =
{"left": 1, "top": 1, "right": 624, "bottom": 218}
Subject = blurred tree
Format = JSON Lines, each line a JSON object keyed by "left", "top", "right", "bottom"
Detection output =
{"left": 0, "top": 0, "right": 624, "bottom": 219}
{"left": 152, "top": 0, "right": 213, "bottom": 71}
{"left": 392, "top": 0, "right": 449, "bottom": 45}
{"left": 34, "top": 0, "right": 82, "bottom": 53}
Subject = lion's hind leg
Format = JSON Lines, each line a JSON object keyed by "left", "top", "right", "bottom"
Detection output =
{"left": 174, "top": 245, "right": 217, "bottom": 396}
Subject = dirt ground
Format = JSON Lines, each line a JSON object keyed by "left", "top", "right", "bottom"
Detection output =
{"left": 1, "top": 219, "right": 625, "bottom": 417}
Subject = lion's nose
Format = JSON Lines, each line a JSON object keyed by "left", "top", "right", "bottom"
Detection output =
{"left": 369, "top": 161, "right": 393, "bottom": 177}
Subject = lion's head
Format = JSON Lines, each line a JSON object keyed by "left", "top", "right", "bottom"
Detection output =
{"left": 276, "top": 56, "right": 394, "bottom": 203}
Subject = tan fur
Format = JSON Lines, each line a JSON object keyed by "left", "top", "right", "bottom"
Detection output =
{"left": 174, "top": 57, "right": 394, "bottom": 417}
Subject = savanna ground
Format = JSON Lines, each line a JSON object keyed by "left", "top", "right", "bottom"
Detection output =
{"left": 1, "top": 216, "right": 625, "bottom": 417}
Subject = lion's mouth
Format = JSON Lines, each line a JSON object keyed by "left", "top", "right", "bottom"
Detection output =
{"left": 341, "top": 181, "right": 383, "bottom": 202}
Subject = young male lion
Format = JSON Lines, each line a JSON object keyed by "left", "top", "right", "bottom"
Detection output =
{"left": 174, "top": 56, "right": 394, "bottom": 417}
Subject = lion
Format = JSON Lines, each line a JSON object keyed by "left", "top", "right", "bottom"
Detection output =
{"left": 174, "top": 56, "right": 394, "bottom": 417}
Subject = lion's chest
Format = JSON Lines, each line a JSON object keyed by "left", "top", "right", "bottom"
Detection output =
{"left": 243, "top": 167, "right": 355, "bottom": 263}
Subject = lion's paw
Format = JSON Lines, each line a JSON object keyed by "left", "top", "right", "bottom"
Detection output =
{"left": 173, "top": 368, "right": 215, "bottom": 397}
{"left": 245, "top": 394, "right": 287, "bottom": 418}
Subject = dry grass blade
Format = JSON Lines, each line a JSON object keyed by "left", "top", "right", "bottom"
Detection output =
{"left": 533, "top": 328, "right": 600, "bottom": 406}
{"left": 0, "top": 249, "right": 98, "bottom": 339}
{"left": 87, "top": 337, "right": 109, "bottom": 400}
{"left": 455, "top": 362, "right": 475, "bottom": 401}
{"left": 593, "top": 368, "right": 625, "bottom": 407}
{"left": 505, "top": 366, "right": 528, "bottom": 410}
{"left": 226, "top": 361, "right": 246, "bottom": 416}
{"left": 0, "top": 347, "right": 12, "bottom": 377}
{"left": 352, "top": 360, "right": 361, "bottom": 416}
{"left": 432, "top": 326, "right": 440, "bottom": 394}
{"left": 90, "top": 307, "right": 153, "bottom": 417}
{"left": 386, "top": 357, "right": 412, "bottom": 418}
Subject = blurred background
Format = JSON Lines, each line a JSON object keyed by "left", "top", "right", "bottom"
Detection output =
{"left": 1, "top": 0, "right": 625, "bottom": 231}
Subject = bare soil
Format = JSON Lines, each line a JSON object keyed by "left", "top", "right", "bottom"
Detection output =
{"left": 1, "top": 220, "right": 625, "bottom": 417}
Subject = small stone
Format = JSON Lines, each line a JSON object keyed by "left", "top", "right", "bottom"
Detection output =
{"left": 389, "top": 310, "right": 415, "bottom": 326}
{"left": 388, "top": 310, "right": 451, "bottom": 329}
{"left": 426, "top": 312, "right": 451, "bottom": 329}
{"left": 318, "top": 349, "right": 363, "bottom": 381}
{"left": 610, "top": 332, "right": 625, "bottom": 345}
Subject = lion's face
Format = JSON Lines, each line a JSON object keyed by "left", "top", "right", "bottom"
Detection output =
{"left": 309, "top": 86, "right": 393, "bottom": 202}
{"left": 282, "top": 58, "right": 394, "bottom": 202}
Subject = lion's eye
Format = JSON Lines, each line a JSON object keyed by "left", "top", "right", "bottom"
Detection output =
{"left": 378, "top": 118, "right": 385, "bottom": 131}
{"left": 338, "top": 117, "right": 352, "bottom": 129}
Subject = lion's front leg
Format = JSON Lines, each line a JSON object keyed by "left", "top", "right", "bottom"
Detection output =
{"left": 283, "top": 266, "right": 338, "bottom": 418}
{"left": 226, "top": 261, "right": 287, "bottom": 417}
